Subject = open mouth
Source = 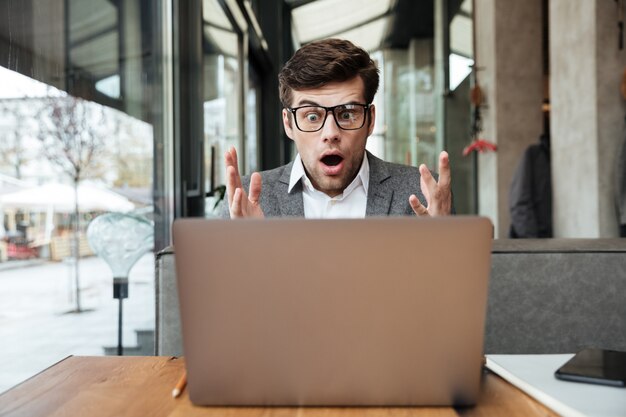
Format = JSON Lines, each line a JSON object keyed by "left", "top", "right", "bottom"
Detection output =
{"left": 321, "top": 154, "right": 343, "bottom": 166}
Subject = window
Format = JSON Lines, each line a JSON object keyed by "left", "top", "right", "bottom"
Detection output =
{"left": 0, "top": 0, "right": 171, "bottom": 391}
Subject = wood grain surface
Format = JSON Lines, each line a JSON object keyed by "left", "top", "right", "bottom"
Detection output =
{"left": 0, "top": 356, "right": 559, "bottom": 417}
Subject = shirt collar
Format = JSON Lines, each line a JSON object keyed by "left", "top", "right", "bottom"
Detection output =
{"left": 288, "top": 152, "right": 370, "bottom": 197}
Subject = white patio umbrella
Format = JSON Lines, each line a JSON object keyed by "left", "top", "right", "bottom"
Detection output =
{"left": 0, "top": 182, "right": 135, "bottom": 213}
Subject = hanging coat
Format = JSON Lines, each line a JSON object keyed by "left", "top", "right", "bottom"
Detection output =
{"left": 509, "top": 134, "right": 553, "bottom": 238}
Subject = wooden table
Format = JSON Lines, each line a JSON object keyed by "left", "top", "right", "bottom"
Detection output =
{"left": 0, "top": 356, "right": 558, "bottom": 417}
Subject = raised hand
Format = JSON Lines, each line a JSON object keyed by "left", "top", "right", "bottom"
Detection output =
{"left": 409, "top": 151, "right": 452, "bottom": 217}
{"left": 225, "top": 147, "right": 264, "bottom": 218}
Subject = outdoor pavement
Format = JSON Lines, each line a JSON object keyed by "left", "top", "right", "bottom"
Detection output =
{"left": 0, "top": 253, "right": 155, "bottom": 394}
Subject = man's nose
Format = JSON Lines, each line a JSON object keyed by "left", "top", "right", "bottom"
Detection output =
{"left": 320, "top": 111, "right": 340, "bottom": 142}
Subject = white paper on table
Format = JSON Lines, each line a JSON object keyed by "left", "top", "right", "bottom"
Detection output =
{"left": 486, "top": 354, "right": 626, "bottom": 417}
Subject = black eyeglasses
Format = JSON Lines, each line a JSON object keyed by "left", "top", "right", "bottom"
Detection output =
{"left": 288, "top": 103, "right": 370, "bottom": 132}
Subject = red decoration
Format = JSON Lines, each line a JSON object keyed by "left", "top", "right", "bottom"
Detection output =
{"left": 462, "top": 139, "right": 497, "bottom": 156}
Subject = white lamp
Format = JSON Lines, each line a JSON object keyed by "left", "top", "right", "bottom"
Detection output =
{"left": 87, "top": 213, "right": 153, "bottom": 355}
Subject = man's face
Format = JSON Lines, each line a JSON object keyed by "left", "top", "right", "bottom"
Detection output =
{"left": 282, "top": 76, "right": 376, "bottom": 198}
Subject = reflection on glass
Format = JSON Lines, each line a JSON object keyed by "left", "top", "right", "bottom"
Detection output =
{"left": 383, "top": 41, "right": 436, "bottom": 169}
{"left": 203, "top": 0, "right": 241, "bottom": 196}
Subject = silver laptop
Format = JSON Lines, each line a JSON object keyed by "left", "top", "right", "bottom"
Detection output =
{"left": 173, "top": 217, "right": 492, "bottom": 406}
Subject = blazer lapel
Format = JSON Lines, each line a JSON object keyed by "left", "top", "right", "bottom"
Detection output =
{"left": 277, "top": 162, "right": 305, "bottom": 217}
{"left": 365, "top": 152, "right": 393, "bottom": 216}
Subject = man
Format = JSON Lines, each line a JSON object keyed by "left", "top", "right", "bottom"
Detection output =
{"left": 223, "top": 38, "right": 452, "bottom": 219}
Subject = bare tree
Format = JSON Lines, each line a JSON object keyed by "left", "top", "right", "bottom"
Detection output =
{"left": 0, "top": 98, "right": 35, "bottom": 179}
{"left": 37, "top": 95, "right": 109, "bottom": 312}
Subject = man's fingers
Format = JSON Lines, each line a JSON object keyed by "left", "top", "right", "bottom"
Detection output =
{"left": 225, "top": 147, "right": 245, "bottom": 211}
{"left": 230, "top": 187, "right": 244, "bottom": 218}
{"left": 419, "top": 164, "right": 437, "bottom": 198}
{"left": 416, "top": 152, "right": 453, "bottom": 216}
{"left": 226, "top": 165, "right": 238, "bottom": 207}
{"left": 225, "top": 147, "right": 242, "bottom": 189}
{"left": 225, "top": 148, "right": 263, "bottom": 219}
{"left": 248, "top": 172, "right": 262, "bottom": 204}
{"left": 437, "top": 151, "right": 451, "bottom": 188}
{"left": 230, "top": 147, "right": 241, "bottom": 178}
{"left": 225, "top": 146, "right": 238, "bottom": 167}
{"left": 409, "top": 194, "right": 429, "bottom": 216}
{"left": 419, "top": 173, "right": 430, "bottom": 203}
{"left": 419, "top": 163, "right": 434, "bottom": 183}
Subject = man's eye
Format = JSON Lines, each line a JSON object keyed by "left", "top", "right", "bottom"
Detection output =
{"left": 339, "top": 110, "right": 356, "bottom": 120}
{"left": 305, "top": 113, "right": 320, "bottom": 122}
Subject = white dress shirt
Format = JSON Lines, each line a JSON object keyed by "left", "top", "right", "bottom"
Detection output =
{"left": 288, "top": 154, "right": 369, "bottom": 218}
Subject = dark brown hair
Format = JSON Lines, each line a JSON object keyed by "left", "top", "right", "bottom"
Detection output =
{"left": 278, "top": 38, "right": 379, "bottom": 108}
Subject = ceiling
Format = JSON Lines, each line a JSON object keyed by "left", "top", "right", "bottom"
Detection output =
{"left": 286, "top": 0, "right": 471, "bottom": 54}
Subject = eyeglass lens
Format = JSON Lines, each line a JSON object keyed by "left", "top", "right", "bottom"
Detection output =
{"left": 294, "top": 105, "right": 366, "bottom": 132}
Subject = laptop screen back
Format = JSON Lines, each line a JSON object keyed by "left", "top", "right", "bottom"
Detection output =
{"left": 173, "top": 217, "right": 492, "bottom": 406}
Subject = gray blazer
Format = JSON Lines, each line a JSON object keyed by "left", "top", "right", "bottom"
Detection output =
{"left": 221, "top": 151, "right": 430, "bottom": 218}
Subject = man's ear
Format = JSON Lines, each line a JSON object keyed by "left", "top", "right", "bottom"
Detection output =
{"left": 367, "top": 104, "right": 376, "bottom": 136}
{"left": 282, "top": 109, "right": 294, "bottom": 140}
